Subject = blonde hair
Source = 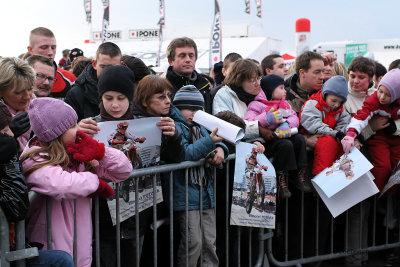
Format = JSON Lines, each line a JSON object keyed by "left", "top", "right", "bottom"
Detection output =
{"left": 0, "top": 57, "right": 35, "bottom": 94}
{"left": 21, "top": 134, "right": 95, "bottom": 177}
{"left": 333, "top": 61, "right": 349, "bottom": 80}
{"left": 29, "top": 27, "right": 55, "bottom": 47}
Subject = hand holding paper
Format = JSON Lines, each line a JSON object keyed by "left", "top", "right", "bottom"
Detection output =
{"left": 210, "top": 127, "right": 223, "bottom": 143}
{"left": 341, "top": 132, "right": 356, "bottom": 153}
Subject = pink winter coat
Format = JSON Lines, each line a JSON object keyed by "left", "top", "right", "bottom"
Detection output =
{"left": 245, "top": 90, "right": 299, "bottom": 130}
{"left": 21, "top": 145, "right": 132, "bottom": 267}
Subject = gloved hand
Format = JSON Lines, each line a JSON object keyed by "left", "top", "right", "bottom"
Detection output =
{"left": 275, "top": 122, "right": 291, "bottom": 138}
{"left": 266, "top": 108, "right": 284, "bottom": 126}
{"left": 66, "top": 131, "right": 105, "bottom": 162}
{"left": 92, "top": 179, "right": 115, "bottom": 199}
{"left": 383, "top": 119, "right": 397, "bottom": 135}
{"left": 335, "top": 131, "right": 346, "bottom": 142}
{"left": 0, "top": 132, "right": 18, "bottom": 163}
{"left": 9, "top": 112, "right": 30, "bottom": 138}
{"left": 341, "top": 131, "right": 357, "bottom": 153}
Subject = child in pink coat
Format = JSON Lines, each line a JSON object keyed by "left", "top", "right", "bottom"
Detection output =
{"left": 245, "top": 74, "right": 310, "bottom": 197}
{"left": 20, "top": 98, "right": 132, "bottom": 267}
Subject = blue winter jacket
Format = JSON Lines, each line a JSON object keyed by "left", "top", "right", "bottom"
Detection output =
{"left": 164, "top": 105, "right": 228, "bottom": 211}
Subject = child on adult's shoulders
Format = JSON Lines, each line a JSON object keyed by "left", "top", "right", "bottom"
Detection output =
{"left": 300, "top": 75, "right": 351, "bottom": 175}
{"left": 246, "top": 74, "right": 310, "bottom": 197}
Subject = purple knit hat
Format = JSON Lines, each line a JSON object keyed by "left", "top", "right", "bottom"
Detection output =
{"left": 28, "top": 97, "right": 78, "bottom": 142}
{"left": 378, "top": 69, "right": 400, "bottom": 103}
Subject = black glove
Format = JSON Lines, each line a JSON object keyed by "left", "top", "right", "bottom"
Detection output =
{"left": 0, "top": 132, "right": 18, "bottom": 163}
{"left": 9, "top": 112, "right": 30, "bottom": 138}
{"left": 383, "top": 119, "right": 397, "bottom": 135}
{"left": 335, "top": 131, "right": 346, "bottom": 142}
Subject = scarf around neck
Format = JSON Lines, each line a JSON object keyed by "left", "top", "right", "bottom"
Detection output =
{"left": 229, "top": 84, "right": 256, "bottom": 106}
{"left": 99, "top": 101, "right": 134, "bottom": 121}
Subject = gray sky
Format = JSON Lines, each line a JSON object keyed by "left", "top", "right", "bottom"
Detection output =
{"left": 1, "top": 0, "right": 399, "bottom": 60}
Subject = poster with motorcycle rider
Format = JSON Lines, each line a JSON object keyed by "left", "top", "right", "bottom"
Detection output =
{"left": 230, "top": 142, "right": 277, "bottom": 228}
{"left": 94, "top": 117, "right": 163, "bottom": 225}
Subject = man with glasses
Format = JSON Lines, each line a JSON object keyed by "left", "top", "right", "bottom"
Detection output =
{"left": 27, "top": 27, "right": 76, "bottom": 100}
{"left": 27, "top": 55, "right": 56, "bottom": 98}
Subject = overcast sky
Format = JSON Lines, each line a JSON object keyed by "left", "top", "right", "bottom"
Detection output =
{"left": 1, "top": 0, "right": 399, "bottom": 60}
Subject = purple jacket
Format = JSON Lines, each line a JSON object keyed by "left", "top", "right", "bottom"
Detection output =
{"left": 245, "top": 90, "right": 299, "bottom": 129}
{"left": 21, "top": 145, "right": 132, "bottom": 267}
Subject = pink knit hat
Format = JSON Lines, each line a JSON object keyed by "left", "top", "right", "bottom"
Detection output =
{"left": 28, "top": 97, "right": 77, "bottom": 142}
{"left": 378, "top": 69, "right": 400, "bottom": 103}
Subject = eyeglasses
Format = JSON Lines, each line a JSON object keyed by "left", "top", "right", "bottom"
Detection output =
{"left": 36, "top": 73, "right": 56, "bottom": 83}
{"left": 249, "top": 77, "right": 261, "bottom": 85}
{"left": 156, "top": 93, "right": 173, "bottom": 101}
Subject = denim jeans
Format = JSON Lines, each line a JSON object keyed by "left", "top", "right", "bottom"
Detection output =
{"left": 26, "top": 250, "right": 74, "bottom": 267}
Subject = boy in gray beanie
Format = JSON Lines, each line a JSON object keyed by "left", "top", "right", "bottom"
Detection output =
{"left": 171, "top": 85, "right": 228, "bottom": 267}
{"left": 300, "top": 75, "right": 351, "bottom": 175}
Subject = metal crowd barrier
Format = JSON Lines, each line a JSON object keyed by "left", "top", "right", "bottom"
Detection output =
{"left": 23, "top": 154, "right": 400, "bottom": 267}
{"left": 0, "top": 207, "right": 38, "bottom": 267}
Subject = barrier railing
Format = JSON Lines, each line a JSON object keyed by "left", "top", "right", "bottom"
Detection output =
{"left": 22, "top": 154, "right": 400, "bottom": 267}
{"left": 0, "top": 207, "right": 38, "bottom": 267}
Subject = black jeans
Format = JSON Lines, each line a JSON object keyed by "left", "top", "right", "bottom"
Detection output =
{"left": 266, "top": 134, "right": 307, "bottom": 172}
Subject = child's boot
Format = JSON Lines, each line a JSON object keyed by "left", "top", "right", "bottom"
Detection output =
{"left": 277, "top": 171, "right": 291, "bottom": 198}
{"left": 294, "top": 168, "right": 313, "bottom": 193}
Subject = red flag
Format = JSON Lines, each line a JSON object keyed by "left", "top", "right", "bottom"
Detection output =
{"left": 209, "top": 0, "right": 222, "bottom": 69}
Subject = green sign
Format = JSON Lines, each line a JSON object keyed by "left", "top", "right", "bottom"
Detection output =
{"left": 345, "top": 44, "right": 368, "bottom": 67}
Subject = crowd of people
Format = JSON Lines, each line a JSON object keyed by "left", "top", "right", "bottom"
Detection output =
{"left": 1, "top": 25, "right": 400, "bottom": 267}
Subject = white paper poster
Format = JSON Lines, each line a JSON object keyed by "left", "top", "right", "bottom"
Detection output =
{"left": 94, "top": 118, "right": 163, "bottom": 225}
{"left": 230, "top": 142, "right": 276, "bottom": 228}
{"left": 312, "top": 148, "right": 373, "bottom": 198}
{"left": 193, "top": 110, "right": 245, "bottom": 144}
{"left": 312, "top": 148, "right": 378, "bottom": 217}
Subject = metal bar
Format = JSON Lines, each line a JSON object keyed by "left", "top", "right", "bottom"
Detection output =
{"left": 345, "top": 210, "right": 349, "bottom": 251}
{"left": 15, "top": 220, "right": 26, "bottom": 267}
{"left": 0, "top": 207, "right": 10, "bottom": 267}
{"left": 135, "top": 177, "right": 140, "bottom": 267}
{"left": 254, "top": 228, "right": 265, "bottom": 267}
{"left": 199, "top": 171, "right": 203, "bottom": 267}
{"left": 225, "top": 161, "right": 229, "bottom": 267}
{"left": 115, "top": 183, "right": 121, "bottom": 267}
{"left": 315, "top": 196, "right": 319, "bottom": 256}
{"left": 238, "top": 226, "right": 241, "bottom": 266}
{"left": 169, "top": 171, "right": 174, "bottom": 267}
{"left": 153, "top": 174, "right": 158, "bottom": 267}
{"left": 248, "top": 227, "right": 252, "bottom": 267}
{"left": 128, "top": 154, "right": 236, "bottom": 178}
{"left": 185, "top": 168, "right": 189, "bottom": 267}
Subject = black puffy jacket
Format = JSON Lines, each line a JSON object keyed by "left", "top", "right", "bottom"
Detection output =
{"left": 166, "top": 66, "right": 213, "bottom": 114}
{"left": 65, "top": 64, "right": 99, "bottom": 122}
{"left": 0, "top": 155, "right": 29, "bottom": 222}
